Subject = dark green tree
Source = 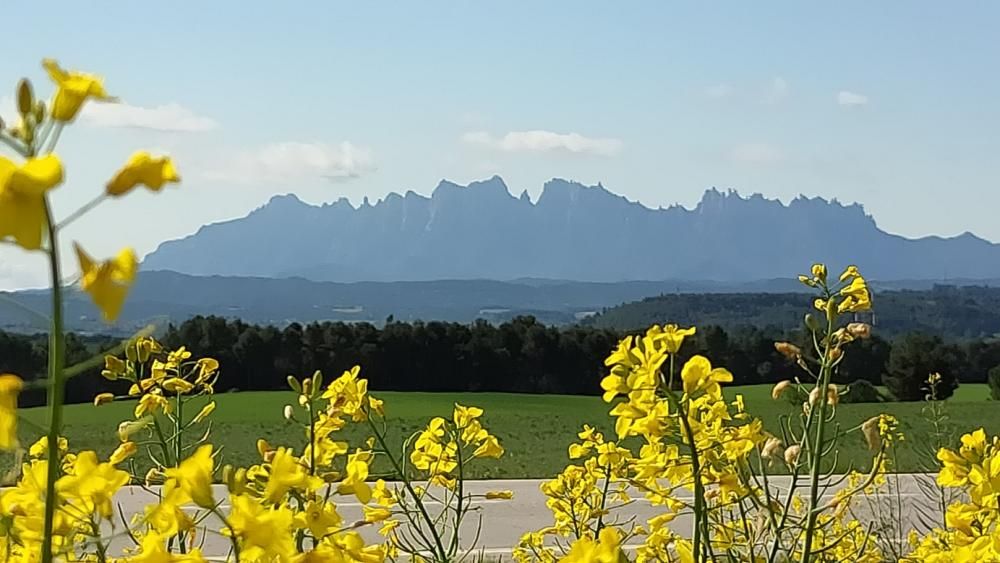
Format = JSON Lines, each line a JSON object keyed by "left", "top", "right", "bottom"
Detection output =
{"left": 884, "top": 332, "right": 963, "bottom": 401}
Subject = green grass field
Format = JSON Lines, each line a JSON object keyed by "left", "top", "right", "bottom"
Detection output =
{"left": 9, "top": 384, "right": 997, "bottom": 478}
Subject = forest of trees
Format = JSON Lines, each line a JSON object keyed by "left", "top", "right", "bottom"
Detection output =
{"left": 588, "top": 284, "right": 1000, "bottom": 340}
{"left": 3, "top": 315, "right": 1000, "bottom": 407}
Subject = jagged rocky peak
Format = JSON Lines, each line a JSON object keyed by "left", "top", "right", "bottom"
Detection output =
{"left": 263, "top": 192, "right": 309, "bottom": 209}
{"left": 141, "top": 176, "right": 1000, "bottom": 283}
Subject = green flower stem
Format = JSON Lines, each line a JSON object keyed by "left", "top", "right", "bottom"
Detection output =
{"left": 799, "top": 302, "right": 836, "bottom": 563}
{"left": 366, "top": 415, "right": 448, "bottom": 562}
{"left": 40, "top": 196, "right": 66, "bottom": 563}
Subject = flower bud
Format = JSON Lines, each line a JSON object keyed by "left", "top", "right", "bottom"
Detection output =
{"left": 798, "top": 275, "right": 816, "bottom": 287}
{"left": 811, "top": 263, "right": 827, "bottom": 283}
{"left": 311, "top": 370, "right": 324, "bottom": 395}
{"left": 256, "top": 439, "right": 272, "bottom": 458}
{"left": 804, "top": 313, "right": 821, "bottom": 332}
{"left": 286, "top": 375, "right": 302, "bottom": 393}
{"left": 302, "top": 378, "right": 313, "bottom": 397}
{"left": 485, "top": 490, "right": 514, "bottom": 500}
{"left": 16, "top": 79, "right": 33, "bottom": 116}
{"left": 784, "top": 444, "right": 801, "bottom": 467}
{"left": 771, "top": 380, "right": 792, "bottom": 401}
{"left": 283, "top": 405, "right": 294, "bottom": 420}
{"left": 774, "top": 342, "right": 801, "bottom": 360}
{"left": 125, "top": 343, "right": 138, "bottom": 363}
{"left": 847, "top": 322, "right": 871, "bottom": 339}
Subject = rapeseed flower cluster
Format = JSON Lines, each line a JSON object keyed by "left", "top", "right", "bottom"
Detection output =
{"left": 516, "top": 264, "right": 893, "bottom": 563}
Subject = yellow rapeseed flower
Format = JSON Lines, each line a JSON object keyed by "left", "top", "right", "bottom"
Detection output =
{"left": 75, "top": 243, "right": 138, "bottom": 322}
{"left": 659, "top": 324, "right": 696, "bottom": 355}
{"left": 0, "top": 374, "right": 23, "bottom": 450}
{"left": 135, "top": 391, "right": 170, "bottom": 418}
{"left": 164, "top": 444, "right": 216, "bottom": 509}
{"left": 453, "top": 403, "right": 484, "bottom": 429}
{"left": 337, "top": 450, "right": 373, "bottom": 503}
{"left": 42, "top": 58, "right": 114, "bottom": 122}
{"left": 680, "top": 355, "right": 733, "bottom": 398}
{"left": 0, "top": 154, "right": 64, "bottom": 250}
{"left": 473, "top": 434, "right": 504, "bottom": 459}
{"left": 105, "top": 151, "right": 180, "bottom": 197}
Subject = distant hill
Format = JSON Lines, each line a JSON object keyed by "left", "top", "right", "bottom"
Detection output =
{"left": 4, "top": 270, "right": 1000, "bottom": 338}
{"left": 586, "top": 284, "right": 1000, "bottom": 339}
{"left": 0, "top": 270, "right": 815, "bottom": 335}
{"left": 143, "top": 176, "right": 1000, "bottom": 282}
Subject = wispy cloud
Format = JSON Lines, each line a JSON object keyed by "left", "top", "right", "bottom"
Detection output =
{"left": 705, "top": 83, "right": 732, "bottom": 99}
{"left": 81, "top": 102, "right": 218, "bottom": 132}
{"left": 837, "top": 91, "right": 869, "bottom": 107}
{"left": 764, "top": 77, "right": 790, "bottom": 104}
{"left": 206, "top": 141, "right": 376, "bottom": 184}
{"left": 730, "top": 142, "right": 784, "bottom": 164}
{"left": 462, "top": 130, "right": 622, "bottom": 156}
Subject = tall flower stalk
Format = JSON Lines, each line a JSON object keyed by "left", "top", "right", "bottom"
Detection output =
{"left": 0, "top": 59, "right": 178, "bottom": 562}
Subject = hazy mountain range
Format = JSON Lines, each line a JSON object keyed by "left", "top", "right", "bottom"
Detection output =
{"left": 144, "top": 177, "right": 1000, "bottom": 282}
{"left": 4, "top": 177, "right": 1000, "bottom": 333}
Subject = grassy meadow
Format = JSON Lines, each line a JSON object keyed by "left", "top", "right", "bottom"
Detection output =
{"left": 9, "top": 384, "right": 997, "bottom": 479}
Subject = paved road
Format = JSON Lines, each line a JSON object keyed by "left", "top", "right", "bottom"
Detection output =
{"left": 107, "top": 475, "right": 944, "bottom": 559}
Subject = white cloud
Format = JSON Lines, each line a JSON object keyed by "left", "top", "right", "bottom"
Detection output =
{"left": 765, "top": 77, "right": 790, "bottom": 103}
{"left": 730, "top": 143, "right": 785, "bottom": 164}
{"left": 705, "top": 84, "right": 732, "bottom": 99}
{"left": 837, "top": 91, "right": 869, "bottom": 106}
{"left": 462, "top": 130, "right": 623, "bottom": 156}
{"left": 81, "top": 102, "right": 218, "bottom": 132}
{"left": 0, "top": 258, "right": 44, "bottom": 291}
{"left": 206, "top": 141, "right": 376, "bottom": 184}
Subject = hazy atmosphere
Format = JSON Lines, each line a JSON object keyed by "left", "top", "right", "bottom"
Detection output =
{"left": 1, "top": 1, "right": 998, "bottom": 289}
{"left": 3, "top": 5, "right": 1000, "bottom": 562}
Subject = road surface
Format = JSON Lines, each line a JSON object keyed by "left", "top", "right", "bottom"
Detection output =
{"left": 105, "top": 475, "right": 943, "bottom": 559}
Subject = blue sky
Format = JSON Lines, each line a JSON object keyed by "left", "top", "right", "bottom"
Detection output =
{"left": 1, "top": 2, "right": 998, "bottom": 288}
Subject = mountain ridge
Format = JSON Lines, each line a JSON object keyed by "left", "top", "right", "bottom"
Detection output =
{"left": 143, "top": 177, "right": 1000, "bottom": 282}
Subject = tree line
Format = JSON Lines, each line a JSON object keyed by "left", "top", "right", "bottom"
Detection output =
{"left": 3, "top": 315, "right": 999, "bottom": 407}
